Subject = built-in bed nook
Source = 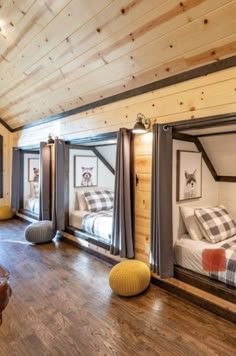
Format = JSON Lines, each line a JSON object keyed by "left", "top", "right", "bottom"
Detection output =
{"left": 66, "top": 133, "right": 117, "bottom": 248}
{"left": 11, "top": 143, "right": 51, "bottom": 221}
{"left": 151, "top": 115, "right": 236, "bottom": 306}
{"left": 51, "top": 128, "right": 134, "bottom": 260}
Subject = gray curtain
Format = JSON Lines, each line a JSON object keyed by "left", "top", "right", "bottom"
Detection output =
{"left": 150, "top": 124, "right": 174, "bottom": 278}
{"left": 111, "top": 128, "right": 134, "bottom": 258}
{"left": 11, "top": 148, "right": 21, "bottom": 211}
{"left": 39, "top": 142, "right": 51, "bottom": 220}
{"left": 52, "top": 139, "right": 66, "bottom": 231}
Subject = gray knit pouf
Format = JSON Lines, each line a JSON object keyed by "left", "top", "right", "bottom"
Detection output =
{"left": 25, "top": 221, "right": 55, "bottom": 244}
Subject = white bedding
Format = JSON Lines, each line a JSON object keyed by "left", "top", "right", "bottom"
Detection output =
{"left": 24, "top": 198, "right": 39, "bottom": 215}
{"left": 175, "top": 235, "right": 236, "bottom": 287}
{"left": 70, "top": 209, "right": 113, "bottom": 244}
{"left": 70, "top": 210, "right": 90, "bottom": 230}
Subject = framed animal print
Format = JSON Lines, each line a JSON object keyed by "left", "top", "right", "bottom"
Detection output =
{"left": 28, "top": 158, "right": 40, "bottom": 182}
{"left": 74, "top": 155, "right": 98, "bottom": 188}
{"left": 177, "top": 150, "right": 202, "bottom": 202}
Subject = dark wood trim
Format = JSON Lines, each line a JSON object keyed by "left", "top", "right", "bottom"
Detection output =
{"left": 0, "top": 118, "right": 13, "bottom": 132}
{"left": 151, "top": 276, "right": 236, "bottom": 324}
{"left": 65, "top": 226, "right": 110, "bottom": 251}
{"left": 174, "top": 266, "right": 236, "bottom": 304}
{"left": 173, "top": 132, "right": 236, "bottom": 183}
{"left": 197, "top": 130, "right": 236, "bottom": 138}
{"left": 217, "top": 176, "right": 236, "bottom": 182}
{"left": 193, "top": 137, "right": 218, "bottom": 181}
{"left": 18, "top": 209, "right": 39, "bottom": 221}
{"left": 15, "top": 146, "right": 40, "bottom": 151}
{"left": 67, "top": 132, "right": 117, "bottom": 145}
{"left": 91, "top": 143, "right": 117, "bottom": 148}
{"left": 61, "top": 235, "right": 117, "bottom": 266}
{"left": 171, "top": 112, "right": 236, "bottom": 132}
{"left": 64, "top": 145, "right": 70, "bottom": 228}
{"left": 91, "top": 147, "right": 115, "bottom": 175}
{"left": 0, "top": 135, "right": 3, "bottom": 199}
{"left": 69, "top": 144, "right": 94, "bottom": 150}
{"left": 9, "top": 56, "right": 236, "bottom": 132}
{"left": 15, "top": 215, "right": 31, "bottom": 225}
{"left": 172, "top": 132, "right": 195, "bottom": 142}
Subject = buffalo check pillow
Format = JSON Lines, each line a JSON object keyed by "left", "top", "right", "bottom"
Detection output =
{"left": 194, "top": 205, "right": 236, "bottom": 243}
{"left": 83, "top": 190, "right": 114, "bottom": 212}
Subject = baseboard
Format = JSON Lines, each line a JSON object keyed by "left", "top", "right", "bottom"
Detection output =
{"left": 151, "top": 274, "right": 236, "bottom": 324}
{"left": 174, "top": 266, "right": 236, "bottom": 304}
{"left": 61, "top": 233, "right": 119, "bottom": 266}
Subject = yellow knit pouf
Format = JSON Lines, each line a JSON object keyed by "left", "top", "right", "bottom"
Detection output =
{"left": 109, "top": 260, "right": 151, "bottom": 297}
{"left": 0, "top": 206, "right": 15, "bottom": 220}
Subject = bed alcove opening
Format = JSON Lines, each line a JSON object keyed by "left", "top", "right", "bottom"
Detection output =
{"left": 11, "top": 147, "right": 40, "bottom": 221}
{"left": 65, "top": 132, "right": 118, "bottom": 251}
{"left": 11, "top": 143, "right": 51, "bottom": 222}
{"left": 153, "top": 114, "right": 236, "bottom": 305}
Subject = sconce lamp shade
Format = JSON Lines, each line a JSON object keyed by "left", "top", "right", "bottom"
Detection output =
{"left": 132, "top": 113, "right": 151, "bottom": 134}
{"left": 47, "top": 134, "right": 55, "bottom": 145}
{"left": 132, "top": 118, "right": 147, "bottom": 134}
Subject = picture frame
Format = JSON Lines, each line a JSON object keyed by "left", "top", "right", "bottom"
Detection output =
{"left": 28, "top": 158, "right": 40, "bottom": 182}
{"left": 177, "top": 150, "right": 202, "bottom": 202}
{"left": 74, "top": 155, "right": 98, "bottom": 188}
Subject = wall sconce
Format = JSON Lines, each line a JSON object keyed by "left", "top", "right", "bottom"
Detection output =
{"left": 47, "top": 133, "right": 58, "bottom": 145}
{"left": 132, "top": 113, "right": 151, "bottom": 134}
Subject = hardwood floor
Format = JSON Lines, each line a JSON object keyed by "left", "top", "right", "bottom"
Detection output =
{"left": 0, "top": 219, "right": 236, "bottom": 356}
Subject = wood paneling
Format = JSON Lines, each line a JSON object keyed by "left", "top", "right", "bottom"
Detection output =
{"left": 11, "top": 65, "right": 236, "bottom": 264}
{"left": 1, "top": 0, "right": 236, "bottom": 128}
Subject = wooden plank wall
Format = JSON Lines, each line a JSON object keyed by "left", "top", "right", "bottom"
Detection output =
{"left": 0, "top": 125, "right": 13, "bottom": 207}
{"left": 12, "top": 66, "right": 236, "bottom": 263}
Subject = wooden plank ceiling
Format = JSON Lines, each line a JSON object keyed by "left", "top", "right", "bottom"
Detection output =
{"left": 0, "top": 0, "right": 236, "bottom": 129}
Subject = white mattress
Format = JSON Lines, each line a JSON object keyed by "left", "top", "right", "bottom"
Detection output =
{"left": 70, "top": 210, "right": 90, "bottom": 230}
{"left": 175, "top": 234, "right": 236, "bottom": 277}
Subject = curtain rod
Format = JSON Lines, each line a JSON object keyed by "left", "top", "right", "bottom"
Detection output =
{"left": 160, "top": 112, "right": 236, "bottom": 132}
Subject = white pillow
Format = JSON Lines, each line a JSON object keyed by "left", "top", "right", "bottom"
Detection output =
{"left": 76, "top": 191, "right": 88, "bottom": 211}
{"left": 180, "top": 206, "right": 204, "bottom": 241}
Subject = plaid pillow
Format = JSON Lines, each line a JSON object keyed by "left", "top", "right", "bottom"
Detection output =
{"left": 83, "top": 190, "right": 114, "bottom": 212}
{"left": 194, "top": 205, "right": 236, "bottom": 243}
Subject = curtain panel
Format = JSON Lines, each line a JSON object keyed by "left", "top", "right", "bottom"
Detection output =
{"left": 111, "top": 128, "right": 134, "bottom": 258}
{"left": 39, "top": 142, "right": 51, "bottom": 221}
{"left": 11, "top": 148, "right": 21, "bottom": 211}
{"left": 52, "top": 139, "right": 67, "bottom": 231}
{"left": 150, "top": 124, "right": 174, "bottom": 278}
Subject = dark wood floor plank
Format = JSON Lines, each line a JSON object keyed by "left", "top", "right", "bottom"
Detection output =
{"left": 0, "top": 219, "right": 235, "bottom": 356}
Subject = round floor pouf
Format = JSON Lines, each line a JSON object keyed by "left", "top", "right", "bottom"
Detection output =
{"left": 25, "top": 221, "right": 56, "bottom": 244}
{"left": 0, "top": 206, "right": 15, "bottom": 220}
{"left": 109, "top": 260, "right": 151, "bottom": 297}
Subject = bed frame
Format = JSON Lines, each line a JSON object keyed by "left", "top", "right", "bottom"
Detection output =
{"left": 66, "top": 226, "right": 110, "bottom": 251}
{"left": 174, "top": 266, "right": 236, "bottom": 304}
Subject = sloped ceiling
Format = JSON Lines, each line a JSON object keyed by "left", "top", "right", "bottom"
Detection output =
{"left": 200, "top": 134, "right": 236, "bottom": 176}
{"left": 0, "top": 0, "right": 236, "bottom": 129}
